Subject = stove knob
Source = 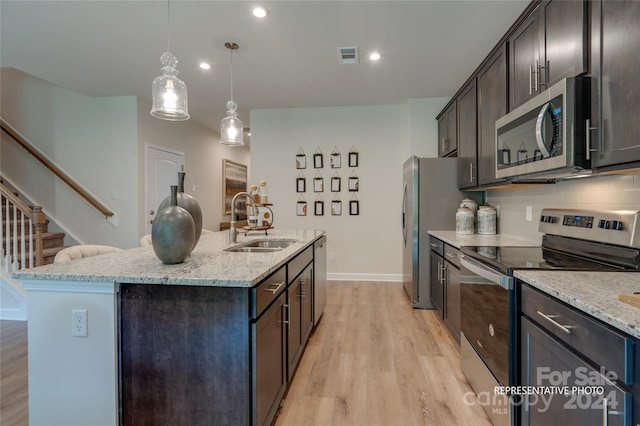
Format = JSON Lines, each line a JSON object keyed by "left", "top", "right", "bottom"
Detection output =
{"left": 612, "top": 221, "right": 624, "bottom": 231}
{"left": 548, "top": 216, "right": 557, "bottom": 224}
{"left": 540, "top": 215, "right": 548, "bottom": 223}
{"left": 598, "top": 219, "right": 606, "bottom": 229}
{"left": 603, "top": 220, "right": 611, "bottom": 229}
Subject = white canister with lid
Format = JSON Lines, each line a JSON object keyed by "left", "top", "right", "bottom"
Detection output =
{"left": 460, "top": 197, "right": 478, "bottom": 215}
{"left": 456, "top": 207, "right": 475, "bottom": 235}
{"left": 477, "top": 205, "right": 497, "bottom": 235}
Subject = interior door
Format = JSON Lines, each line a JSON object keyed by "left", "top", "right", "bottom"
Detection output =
{"left": 145, "top": 144, "right": 185, "bottom": 234}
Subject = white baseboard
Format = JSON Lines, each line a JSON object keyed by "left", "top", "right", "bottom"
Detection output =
{"left": 327, "top": 272, "right": 402, "bottom": 282}
{"left": 1, "top": 273, "right": 28, "bottom": 321}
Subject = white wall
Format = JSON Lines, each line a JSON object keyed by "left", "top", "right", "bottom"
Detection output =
{"left": 1, "top": 68, "right": 139, "bottom": 247}
{"left": 488, "top": 174, "right": 640, "bottom": 244}
{"left": 136, "top": 99, "right": 250, "bottom": 235}
{"left": 251, "top": 104, "right": 435, "bottom": 281}
{"left": 408, "top": 97, "right": 450, "bottom": 158}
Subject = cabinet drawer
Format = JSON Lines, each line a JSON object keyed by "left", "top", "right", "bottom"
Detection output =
{"left": 252, "top": 266, "right": 286, "bottom": 318}
{"left": 429, "top": 237, "right": 445, "bottom": 256}
{"left": 288, "top": 245, "right": 313, "bottom": 283}
{"left": 443, "top": 244, "right": 460, "bottom": 268}
{"left": 521, "top": 284, "right": 634, "bottom": 385}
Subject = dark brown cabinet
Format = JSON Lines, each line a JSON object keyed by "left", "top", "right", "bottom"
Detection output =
{"left": 457, "top": 80, "right": 478, "bottom": 188}
{"left": 118, "top": 241, "right": 320, "bottom": 426}
{"left": 437, "top": 102, "right": 457, "bottom": 157}
{"left": 429, "top": 237, "right": 460, "bottom": 342}
{"left": 590, "top": 0, "right": 640, "bottom": 170}
{"left": 477, "top": 44, "right": 508, "bottom": 186}
{"left": 286, "top": 247, "right": 314, "bottom": 380}
{"left": 253, "top": 292, "right": 287, "bottom": 426}
{"left": 509, "top": 0, "right": 586, "bottom": 109}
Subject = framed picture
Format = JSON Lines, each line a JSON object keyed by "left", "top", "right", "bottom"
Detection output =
{"left": 314, "top": 200, "right": 324, "bottom": 216}
{"left": 297, "top": 200, "right": 307, "bottom": 216}
{"left": 331, "top": 200, "right": 342, "bottom": 216}
{"left": 349, "top": 200, "right": 360, "bottom": 215}
{"left": 314, "top": 177, "right": 324, "bottom": 192}
{"left": 296, "top": 153, "right": 306, "bottom": 169}
{"left": 331, "top": 176, "right": 341, "bottom": 192}
{"left": 331, "top": 152, "right": 341, "bottom": 168}
{"left": 223, "top": 159, "right": 247, "bottom": 216}
{"left": 296, "top": 177, "right": 306, "bottom": 193}
{"left": 348, "top": 176, "right": 359, "bottom": 192}
{"left": 314, "top": 153, "right": 324, "bottom": 168}
{"left": 348, "top": 151, "right": 359, "bottom": 167}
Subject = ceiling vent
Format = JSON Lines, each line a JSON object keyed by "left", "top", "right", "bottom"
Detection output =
{"left": 338, "top": 46, "right": 359, "bottom": 65}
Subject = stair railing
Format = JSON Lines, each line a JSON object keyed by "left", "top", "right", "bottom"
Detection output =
{"left": 1, "top": 182, "right": 47, "bottom": 271}
{"left": 0, "top": 117, "right": 115, "bottom": 218}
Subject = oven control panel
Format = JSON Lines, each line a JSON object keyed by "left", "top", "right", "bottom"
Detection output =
{"left": 539, "top": 208, "right": 640, "bottom": 248}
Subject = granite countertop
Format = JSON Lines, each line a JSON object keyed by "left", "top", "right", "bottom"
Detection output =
{"left": 13, "top": 229, "right": 324, "bottom": 288}
{"left": 515, "top": 270, "right": 640, "bottom": 339}
{"left": 428, "top": 230, "right": 538, "bottom": 249}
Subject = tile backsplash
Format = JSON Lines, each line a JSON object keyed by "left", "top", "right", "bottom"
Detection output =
{"left": 487, "top": 173, "right": 640, "bottom": 244}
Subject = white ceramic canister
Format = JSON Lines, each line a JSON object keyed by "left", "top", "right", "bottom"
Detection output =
{"left": 456, "top": 207, "right": 475, "bottom": 235}
{"left": 477, "top": 205, "right": 497, "bottom": 235}
{"left": 460, "top": 197, "right": 478, "bottom": 215}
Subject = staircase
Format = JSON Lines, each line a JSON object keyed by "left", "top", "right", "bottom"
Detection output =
{"left": 1, "top": 181, "right": 67, "bottom": 271}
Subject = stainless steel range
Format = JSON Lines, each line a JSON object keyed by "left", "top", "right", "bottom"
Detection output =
{"left": 459, "top": 208, "right": 640, "bottom": 426}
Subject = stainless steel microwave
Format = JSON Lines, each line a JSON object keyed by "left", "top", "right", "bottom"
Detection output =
{"left": 495, "top": 78, "right": 590, "bottom": 180}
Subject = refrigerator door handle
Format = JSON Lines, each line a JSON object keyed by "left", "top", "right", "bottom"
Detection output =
{"left": 402, "top": 182, "right": 408, "bottom": 246}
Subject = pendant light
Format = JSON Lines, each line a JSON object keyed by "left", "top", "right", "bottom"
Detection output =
{"left": 150, "top": 0, "right": 189, "bottom": 121}
{"left": 220, "top": 42, "right": 244, "bottom": 146}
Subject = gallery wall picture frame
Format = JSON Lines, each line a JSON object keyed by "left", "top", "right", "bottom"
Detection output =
{"left": 331, "top": 175, "right": 341, "bottom": 192}
{"left": 297, "top": 196, "right": 307, "bottom": 216}
{"left": 314, "top": 199, "right": 325, "bottom": 216}
{"left": 222, "top": 159, "right": 248, "bottom": 215}
{"left": 331, "top": 147, "right": 341, "bottom": 168}
{"left": 331, "top": 199, "right": 342, "bottom": 216}
{"left": 296, "top": 148, "right": 306, "bottom": 169}
{"left": 349, "top": 199, "right": 360, "bottom": 216}
{"left": 348, "top": 147, "right": 359, "bottom": 167}
{"left": 348, "top": 172, "right": 359, "bottom": 192}
{"left": 314, "top": 175, "right": 324, "bottom": 192}
{"left": 296, "top": 176, "right": 306, "bottom": 193}
{"left": 313, "top": 147, "right": 324, "bottom": 168}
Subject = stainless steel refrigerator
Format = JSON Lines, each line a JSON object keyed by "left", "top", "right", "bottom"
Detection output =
{"left": 401, "top": 156, "right": 462, "bottom": 309}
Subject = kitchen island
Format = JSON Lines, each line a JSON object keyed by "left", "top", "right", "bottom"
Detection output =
{"left": 13, "top": 229, "right": 325, "bottom": 426}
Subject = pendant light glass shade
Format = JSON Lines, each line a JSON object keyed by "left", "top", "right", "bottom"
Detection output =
{"left": 220, "top": 42, "right": 244, "bottom": 146}
{"left": 151, "top": 51, "right": 190, "bottom": 121}
{"left": 150, "top": 0, "right": 189, "bottom": 121}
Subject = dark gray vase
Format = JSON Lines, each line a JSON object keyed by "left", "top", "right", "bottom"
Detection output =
{"left": 152, "top": 185, "right": 195, "bottom": 265}
{"left": 158, "top": 171, "right": 203, "bottom": 251}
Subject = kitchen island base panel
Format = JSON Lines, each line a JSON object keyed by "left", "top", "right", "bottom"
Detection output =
{"left": 119, "top": 284, "right": 251, "bottom": 425}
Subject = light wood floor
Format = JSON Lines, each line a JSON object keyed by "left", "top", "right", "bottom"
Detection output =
{"left": 0, "top": 320, "right": 28, "bottom": 426}
{"left": 274, "top": 281, "right": 492, "bottom": 426}
{"left": 0, "top": 281, "right": 491, "bottom": 426}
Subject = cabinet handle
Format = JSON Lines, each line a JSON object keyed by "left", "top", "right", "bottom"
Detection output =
{"left": 469, "top": 163, "right": 475, "bottom": 183}
{"left": 536, "top": 311, "right": 574, "bottom": 334}
{"left": 445, "top": 252, "right": 458, "bottom": 260}
{"left": 286, "top": 300, "right": 291, "bottom": 330}
{"left": 437, "top": 260, "right": 442, "bottom": 281}
{"left": 585, "top": 119, "right": 598, "bottom": 161}
{"left": 537, "top": 60, "right": 547, "bottom": 89}
{"left": 263, "top": 281, "right": 285, "bottom": 294}
{"left": 442, "top": 264, "right": 448, "bottom": 282}
{"left": 533, "top": 60, "right": 539, "bottom": 93}
{"left": 430, "top": 242, "right": 442, "bottom": 249}
{"left": 529, "top": 64, "right": 534, "bottom": 95}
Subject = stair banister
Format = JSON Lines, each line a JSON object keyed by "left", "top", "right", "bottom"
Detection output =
{"left": 0, "top": 117, "right": 115, "bottom": 218}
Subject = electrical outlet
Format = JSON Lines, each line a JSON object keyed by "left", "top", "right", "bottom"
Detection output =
{"left": 72, "top": 309, "right": 88, "bottom": 337}
{"left": 526, "top": 206, "right": 533, "bottom": 222}
{"left": 329, "top": 252, "right": 336, "bottom": 262}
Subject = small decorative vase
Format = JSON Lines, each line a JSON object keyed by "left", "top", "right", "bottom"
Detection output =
{"left": 152, "top": 185, "right": 195, "bottom": 264}
{"left": 456, "top": 207, "right": 475, "bottom": 235}
{"left": 158, "top": 171, "right": 203, "bottom": 251}
{"left": 477, "top": 205, "right": 497, "bottom": 235}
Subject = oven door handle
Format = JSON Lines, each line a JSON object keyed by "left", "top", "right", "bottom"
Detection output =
{"left": 460, "top": 254, "right": 514, "bottom": 290}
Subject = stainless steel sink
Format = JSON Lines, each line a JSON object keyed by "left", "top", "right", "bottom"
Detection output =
{"left": 225, "top": 239, "right": 298, "bottom": 253}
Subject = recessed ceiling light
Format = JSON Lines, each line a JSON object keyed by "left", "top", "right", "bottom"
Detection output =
{"left": 199, "top": 62, "right": 211, "bottom": 70}
{"left": 252, "top": 6, "right": 268, "bottom": 18}
{"left": 369, "top": 52, "right": 381, "bottom": 61}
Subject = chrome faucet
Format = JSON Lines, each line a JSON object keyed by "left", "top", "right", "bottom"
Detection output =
{"left": 229, "top": 191, "right": 259, "bottom": 243}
